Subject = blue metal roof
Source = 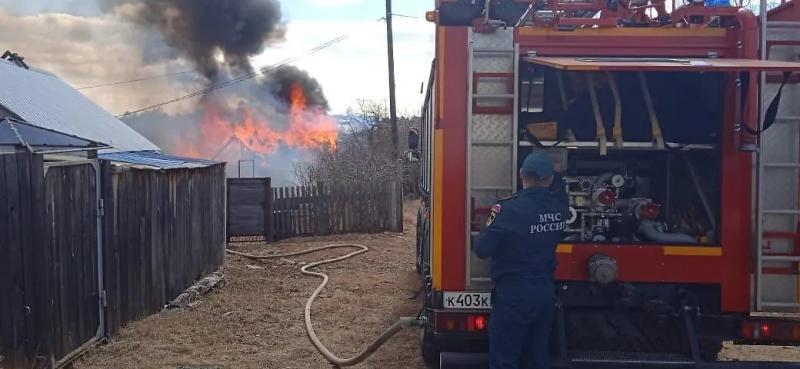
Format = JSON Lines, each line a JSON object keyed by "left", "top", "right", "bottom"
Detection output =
{"left": 99, "top": 150, "right": 220, "bottom": 170}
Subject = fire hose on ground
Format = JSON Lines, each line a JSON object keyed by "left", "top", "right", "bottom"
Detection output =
{"left": 226, "top": 244, "right": 426, "bottom": 367}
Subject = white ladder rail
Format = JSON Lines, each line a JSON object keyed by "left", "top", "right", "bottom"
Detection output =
{"left": 754, "top": 8, "right": 800, "bottom": 312}
{"left": 465, "top": 29, "right": 519, "bottom": 288}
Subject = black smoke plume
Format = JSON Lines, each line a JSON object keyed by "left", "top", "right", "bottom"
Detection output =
{"left": 107, "top": 0, "right": 285, "bottom": 79}
{"left": 262, "top": 65, "right": 329, "bottom": 110}
{"left": 103, "top": 0, "right": 332, "bottom": 110}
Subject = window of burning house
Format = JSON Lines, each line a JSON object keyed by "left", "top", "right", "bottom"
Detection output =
{"left": 518, "top": 66, "right": 725, "bottom": 246}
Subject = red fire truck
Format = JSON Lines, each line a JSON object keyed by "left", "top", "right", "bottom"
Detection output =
{"left": 414, "top": 0, "right": 800, "bottom": 367}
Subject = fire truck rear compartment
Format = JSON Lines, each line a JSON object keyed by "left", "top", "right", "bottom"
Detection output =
{"left": 519, "top": 69, "right": 724, "bottom": 246}
{"left": 469, "top": 69, "right": 727, "bottom": 287}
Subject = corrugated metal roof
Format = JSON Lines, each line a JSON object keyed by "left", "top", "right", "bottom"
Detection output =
{"left": 0, "top": 59, "right": 158, "bottom": 152}
{"left": 0, "top": 118, "right": 103, "bottom": 149}
{"left": 99, "top": 150, "right": 220, "bottom": 170}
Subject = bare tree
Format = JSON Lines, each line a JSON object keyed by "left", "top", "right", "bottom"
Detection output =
{"left": 294, "top": 99, "right": 419, "bottom": 195}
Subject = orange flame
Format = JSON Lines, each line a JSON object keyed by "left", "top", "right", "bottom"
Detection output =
{"left": 177, "top": 82, "right": 338, "bottom": 159}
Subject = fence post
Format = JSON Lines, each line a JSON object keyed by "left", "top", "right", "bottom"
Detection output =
{"left": 264, "top": 178, "right": 273, "bottom": 242}
{"left": 225, "top": 179, "right": 231, "bottom": 243}
{"left": 389, "top": 180, "right": 403, "bottom": 232}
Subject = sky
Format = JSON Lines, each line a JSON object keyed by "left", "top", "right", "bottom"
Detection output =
{"left": 0, "top": 0, "right": 435, "bottom": 116}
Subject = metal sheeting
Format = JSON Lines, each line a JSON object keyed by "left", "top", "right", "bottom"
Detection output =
{"left": 0, "top": 59, "right": 158, "bottom": 151}
{"left": 99, "top": 150, "right": 219, "bottom": 170}
{"left": 0, "top": 118, "right": 101, "bottom": 148}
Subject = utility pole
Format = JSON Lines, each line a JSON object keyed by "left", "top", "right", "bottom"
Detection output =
{"left": 385, "top": 0, "right": 403, "bottom": 231}
{"left": 385, "top": 0, "right": 399, "bottom": 160}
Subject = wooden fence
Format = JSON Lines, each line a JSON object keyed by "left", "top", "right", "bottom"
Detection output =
{"left": 272, "top": 181, "right": 403, "bottom": 240}
{"left": 101, "top": 163, "right": 226, "bottom": 336}
{"left": 0, "top": 152, "right": 226, "bottom": 368}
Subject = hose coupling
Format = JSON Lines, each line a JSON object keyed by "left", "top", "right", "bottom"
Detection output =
{"left": 399, "top": 316, "right": 427, "bottom": 328}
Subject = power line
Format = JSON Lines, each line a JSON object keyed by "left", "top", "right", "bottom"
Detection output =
{"left": 115, "top": 35, "right": 348, "bottom": 118}
{"left": 392, "top": 13, "right": 424, "bottom": 19}
{"left": 77, "top": 53, "right": 271, "bottom": 90}
{"left": 84, "top": 15, "right": 415, "bottom": 91}
{"left": 77, "top": 70, "right": 196, "bottom": 90}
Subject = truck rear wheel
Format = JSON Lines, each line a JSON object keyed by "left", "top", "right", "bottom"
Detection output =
{"left": 699, "top": 339, "right": 723, "bottom": 361}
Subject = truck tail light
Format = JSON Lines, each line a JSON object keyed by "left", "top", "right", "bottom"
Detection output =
{"left": 474, "top": 315, "right": 487, "bottom": 330}
{"left": 435, "top": 312, "right": 489, "bottom": 333}
{"left": 741, "top": 320, "right": 800, "bottom": 342}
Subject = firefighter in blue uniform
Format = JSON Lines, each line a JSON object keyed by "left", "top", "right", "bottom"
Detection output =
{"left": 474, "top": 151, "right": 569, "bottom": 369}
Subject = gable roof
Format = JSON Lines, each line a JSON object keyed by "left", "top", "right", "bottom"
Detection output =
{"left": 0, "top": 58, "right": 158, "bottom": 152}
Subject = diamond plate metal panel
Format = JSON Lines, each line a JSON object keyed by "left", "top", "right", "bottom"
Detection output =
{"left": 472, "top": 114, "right": 513, "bottom": 141}
{"left": 471, "top": 145, "right": 513, "bottom": 187}
{"left": 471, "top": 28, "right": 514, "bottom": 74}
{"left": 764, "top": 214, "right": 796, "bottom": 234}
{"left": 762, "top": 168, "right": 798, "bottom": 210}
{"left": 761, "top": 274, "right": 799, "bottom": 304}
{"left": 761, "top": 122, "right": 798, "bottom": 163}
{"left": 764, "top": 83, "right": 800, "bottom": 118}
{"left": 471, "top": 28, "right": 514, "bottom": 48}
{"left": 474, "top": 56, "right": 514, "bottom": 74}
{"left": 469, "top": 246, "right": 491, "bottom": 281}
{"left": 476, "top": 78, "right": 510, "bottom": 95}
{"left": 472, "top": 189, "right": 513, "bottom": 209}
{"left": 475, "top": 98, "right": 511, "bottom": 109}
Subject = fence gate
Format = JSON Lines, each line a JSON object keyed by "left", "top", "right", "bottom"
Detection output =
{"left": 43, "top": 159, "right": 105, "bottom": 365}
{"left": 227, "top": 177, "right": 273, "bottom": 242}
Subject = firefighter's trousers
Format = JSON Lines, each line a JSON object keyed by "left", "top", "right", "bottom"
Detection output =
{"left": 489, "top": 275, "right": 555, "bottom": 369}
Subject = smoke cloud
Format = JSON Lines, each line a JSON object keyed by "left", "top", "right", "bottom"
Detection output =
{"left": 262, "top": 65, "right": 329, "bottom": 110}
{"left": 104, "top": 0, "right": 285, "bottom": 79}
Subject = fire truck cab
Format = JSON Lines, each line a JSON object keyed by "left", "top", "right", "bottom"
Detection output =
{"left": 415, "top": 0, "right": 800, "bottom": 367}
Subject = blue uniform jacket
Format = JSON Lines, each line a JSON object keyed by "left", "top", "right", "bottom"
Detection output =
{"left": 474, "top": 175, "right": 569, "bottom": 281}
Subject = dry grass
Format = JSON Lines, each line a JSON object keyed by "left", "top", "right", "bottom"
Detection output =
{"left": 74, "top": 200, "right": 800, "bottom": 368}
{"left": 76, "top": 202, "right": 426, "bottom": 369}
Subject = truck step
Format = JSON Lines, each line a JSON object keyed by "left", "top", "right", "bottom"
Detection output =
{"left": 764, "top": 163, "right": 800, "bottom": 168}
{"left": 473, "top": 48, "right": 515, "bottom": 54}
{"left": 472, "top": 93, "right": 515, "bottom": 99}
{"left": 569, "top": 350, "right": 693, "bottom": 365}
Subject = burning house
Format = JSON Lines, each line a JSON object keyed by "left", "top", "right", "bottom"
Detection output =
{"left": 106, "top": 0, "right": 341, "bottom": 182}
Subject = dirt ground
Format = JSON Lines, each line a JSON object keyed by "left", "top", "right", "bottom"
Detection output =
{"left": 75, "top": 200, "right": 800, "bottom": 369}
{"left": 77, "top": 202, "right": 426, "bottom": 369}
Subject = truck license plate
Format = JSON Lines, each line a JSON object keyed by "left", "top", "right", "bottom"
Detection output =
{"left": 443, "top": 292, "right": 492, "bottom": 309}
